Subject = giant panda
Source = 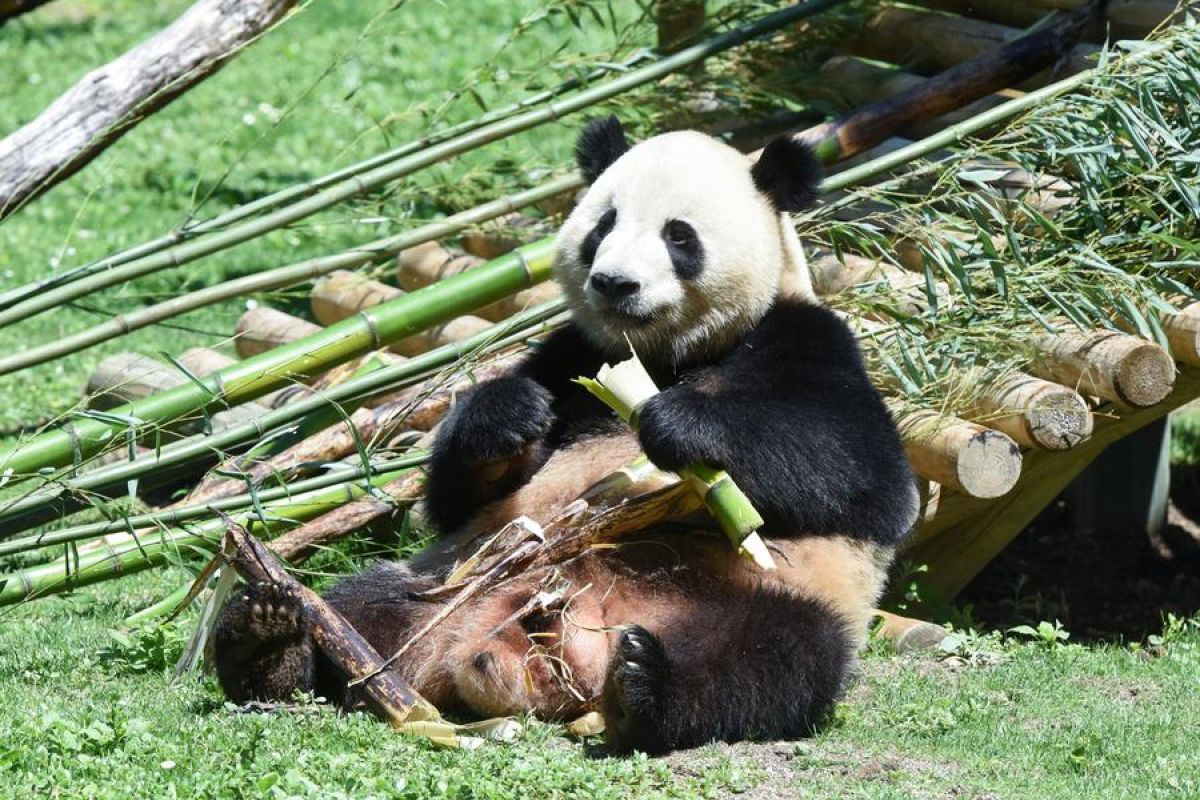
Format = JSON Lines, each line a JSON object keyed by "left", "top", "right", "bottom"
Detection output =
{"left": 213, "top": 117, "right": 919, "bottom": 754}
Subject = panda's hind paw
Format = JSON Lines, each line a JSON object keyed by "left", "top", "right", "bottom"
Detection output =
{"left": 603, "top": 625, "right": 674, "bottom": 754}
{"left": 220, "top": 581, "right": 307, "bottom": 644}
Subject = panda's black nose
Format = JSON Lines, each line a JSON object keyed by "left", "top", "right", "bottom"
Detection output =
{"left": 590, "top": 272, "right": 640, "bottom": 301}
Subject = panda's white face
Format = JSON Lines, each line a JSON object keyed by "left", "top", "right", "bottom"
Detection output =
{"left": 555, "top": 130, "right": 813, "bottom": 366}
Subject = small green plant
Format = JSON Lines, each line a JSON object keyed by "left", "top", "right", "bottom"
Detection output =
{"left": 1007, "top": 620, "right": 1071, "bottom": 648}
{"left": 99, "top": 621, "right": 187, "bottom": 674}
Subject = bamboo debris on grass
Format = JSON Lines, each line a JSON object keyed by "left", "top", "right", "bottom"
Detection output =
{"left": 0, "top": 0, "right": 850, "bottom": 328}
{"left": 219, "top": 517, "right": 440, "bottom": 726}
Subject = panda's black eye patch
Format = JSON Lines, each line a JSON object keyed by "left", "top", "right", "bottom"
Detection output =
{"left": 663, "top": 219, "right": 704, "bottom": 281}
{"left": 579, "top": 207, "right": 617, "bottom": 268}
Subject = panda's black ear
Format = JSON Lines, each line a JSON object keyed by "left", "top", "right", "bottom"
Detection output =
{"left": 751, "top": 135, "right": 822, "bottom": 212}
{"left": 576, "top": 116, "right": 630, "bottom": 185}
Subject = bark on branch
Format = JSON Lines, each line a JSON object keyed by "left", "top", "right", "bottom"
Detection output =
{"left": 0, "top": 0, "right": 295, "bottom": 218}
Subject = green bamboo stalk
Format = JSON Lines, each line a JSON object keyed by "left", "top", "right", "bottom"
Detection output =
{"left": 0, "top": 53, "right": 652, "bottom": 313}
{"left": 0, "top": 301, "right": 564, "bottom": 531}
{"left": 0, "top": 240, "right": 555, "bottom": 479}
{"left": 0, "top": 452, "right": 429, "bottom": 558}
{"left": 0, "top": 175, "right": 581, "bottom": 376}
{"left": 0, "top": 463, "right": 413, "bottom": 607}
{"left": 0, "top": 0, "right": 848, "bottom": 330}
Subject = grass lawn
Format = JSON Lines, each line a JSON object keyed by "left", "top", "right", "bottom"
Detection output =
{"left": 2, "top": 2, "right": 1199, "bottom": 798}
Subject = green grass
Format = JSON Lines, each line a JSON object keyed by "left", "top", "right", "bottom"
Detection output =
{"left": 1, "top": 569, "right": 1197, "bottom": 799}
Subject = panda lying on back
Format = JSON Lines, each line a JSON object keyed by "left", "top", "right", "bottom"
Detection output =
{"left": 214, "top": 118, "right": 918, "bottom": 754}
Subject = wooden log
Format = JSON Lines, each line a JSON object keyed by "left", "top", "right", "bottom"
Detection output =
{"left": 807, "top": 245, "right": 951, "bottom": 317}
{"left": 849, "top": 6, "right": 1099, "bottom": 81}
{"left": 796, "top": 4, "right": 1097, "bottom": 162}
{"left": 397, "top": 243, "right": 561, "bottom": 322}
{"left": 178, "top": 346, "right": 235, "bottom": 376}
{"left": 909, "top": 1, "right": 1197, "bottom": 40}
{"left": 1029, "top": 330, "right": 1175, "bottom": 408}
{"left": 461, "top": 214, "right": 547, "bottom": 260}
{"left": 0, "top": 0, "right": 296, "bottom": 218}
{"left": 311, "top": 269, "right": 493, "bottom": 355}
{"left": 818, "top": 56, "right": 1022, "bottom": 140}
{"left": 905, "top": 367, "right": 1200, "bottom": 604}
{"left": 897, "top": 410, "right": 1023, "bottom": 499}
{"left": 234, "top": 306, "right": 321, "bottom": 358}
{"left": 1164, "top": 302, "right": 1200, "bottom": 368}
{"left": 220, "top": 517, "right": 438, "bottom": 725}
{"left": 873, "top": 610, "right": 949, "bottom": 653}
{"left": 971, "top": 371, "right": 1093, "bottom": 450}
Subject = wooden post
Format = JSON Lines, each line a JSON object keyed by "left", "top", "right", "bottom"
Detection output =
{"left": 234, "top": 306, "right": 321, "bottom": 358}
{"left": 896, "top": 410, "right": 1023, "bottom": 499}
{"left": 1164, "top": 302, "right": 1200, "bottom": 367}
{"left": 971, "top": 371, "right": 1093, "bottom": 450}
{"left": 1029, "top": 330, "right": 1176, "bottom": 408}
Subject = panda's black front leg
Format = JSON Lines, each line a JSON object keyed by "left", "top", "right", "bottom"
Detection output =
{"left": 426, "top": 375, "right": 556, "bottom": 533}
{"left": 634, "top": 384, "right": 731, "bottom": 474}
{"left": 602, "top": 588, "right": 852, "bottom": 754}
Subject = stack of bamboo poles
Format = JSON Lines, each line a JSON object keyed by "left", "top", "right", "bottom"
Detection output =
{"left": 1, "top": 0, "right": 1197, "bottom": 622}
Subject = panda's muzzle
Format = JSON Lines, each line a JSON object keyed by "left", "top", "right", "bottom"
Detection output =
{"left": 589, "top": 272, "right": 641, "bottom": 303}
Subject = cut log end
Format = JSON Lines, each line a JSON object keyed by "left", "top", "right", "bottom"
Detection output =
{"left": 956, "top": 430, "right": 1023, "bottom": 499}
{"left": 979, "top": 373, "right": 1093, "bottom": 450}
{"left": 900, "top": 411, "right": 1023, "bottom": 499}
{"left": 1115, "top": 341, "right": 1176, "bottom": 407}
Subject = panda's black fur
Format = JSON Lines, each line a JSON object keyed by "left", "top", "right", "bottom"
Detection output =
{"left": 213, "top": 118, "right": 917, "bottom": 755}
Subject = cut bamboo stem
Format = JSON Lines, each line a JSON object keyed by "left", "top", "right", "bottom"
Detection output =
{"left": 1029, "top": 330, "right": 1176, "bottom": 408}
{"left": 897, "top": 409, "right": 1023, "bottom": 499}
{"left": 972, "top": 371, "right": 1093, "bottom": 450}
{"left": 234, "top": 307, "right": 322, "bottom": 358}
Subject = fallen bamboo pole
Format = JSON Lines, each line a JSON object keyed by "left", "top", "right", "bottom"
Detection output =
{"left": 1029, "top": 329, "right": 1176, "bottom": 408}
{"left": 397, "top": 243, "right": 562, "bottom": 322}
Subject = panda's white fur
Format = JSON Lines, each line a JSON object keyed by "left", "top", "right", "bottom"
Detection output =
{"left": 556, "top": 130, "right": 815, "bottom": 366}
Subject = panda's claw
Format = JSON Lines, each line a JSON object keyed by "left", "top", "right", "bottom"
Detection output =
{"left": 603, "top": 625, "right": 674, "bottom": 754}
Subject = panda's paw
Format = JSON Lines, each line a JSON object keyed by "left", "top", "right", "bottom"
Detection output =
{"left": 218, "top": 581, "right": 307, "bottom": 646}
{"left": 603, "top": 625, "right": 674, "bottom": 754}
{"left": 635, "top": 388, "right": 721, "bottom": 473}
{"left": 441, "top": 376, "right": 555, "bottom": 465}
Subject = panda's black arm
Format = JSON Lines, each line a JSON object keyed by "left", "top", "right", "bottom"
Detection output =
{"left": 635, "top": 301, "right": 917, "bottom": 544}
{"left": 425, "top": 324, "right": 611, "bottom": 533}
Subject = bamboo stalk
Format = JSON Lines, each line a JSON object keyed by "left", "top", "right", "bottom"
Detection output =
{"left": 0, "top": 241, "right": 556, "bottom": 478}
{"left": 897, "top": 409, "right": 1023, "bottom": 498}
{"left": 1029, "top": 330, "right": 1176, "bottom": 408}
{"left": 0, "top": 303, "right": 564, "bottom": 532}
{"left": 219, "top": 518, "right": 439, "bottom": 725}
{"left": 0, "top": 453, "right": 428, "bottom": 558}
{"left": 0, "top": 0, "right": 849, "bottom": 328}
{"left": 0, "top": 178, "right": 578, "bottom": 375}
{"left": 234, "top": 307, "right": 322, "bottom": 358}
{"left": 0, "top": 464, "right": 413, "bottom": 606}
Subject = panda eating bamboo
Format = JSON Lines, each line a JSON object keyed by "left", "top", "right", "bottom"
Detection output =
{"left": 213, "top": 117, "right": 918, "bottom": 754}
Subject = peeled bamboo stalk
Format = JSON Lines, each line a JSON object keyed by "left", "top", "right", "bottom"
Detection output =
{"left": 1029, "top": 330, "right": 1176, "bottom": 408}
{"left": 1164, "top": 302, "right": 1200, "bottom": 368}
{"left": 819, "top": 55, "right": 1023, "bottom": 140}
{"left": 398, "top": 242, "right": 562, "bottom": 322}
{"left": 897, "top": 409, "right": 1023, "bottom": 498}
{"left": 0, "top": 0, "right": 846, "bottom": 328}
{"left": 0, "top": 241, "right": 557, "bottom": 478}
{"left": 221, "top": 518, "right": 440, "bottom": 726}
{"left": 850, "top": 6, "right": 1099, "bottom": 80}
{"left": 971, "top": 371, "right": 1093, "bottom": 450}
{"left": 312, "top": 270, "right": 494, "bottom": 356}
{"left": 235, "top": 306, "right": 322, "bottom": 358}
{"left": 910, "top": 0, "right": 1196, "bottom": 39}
